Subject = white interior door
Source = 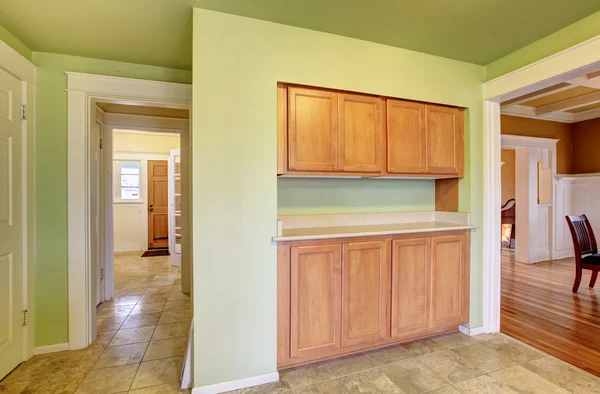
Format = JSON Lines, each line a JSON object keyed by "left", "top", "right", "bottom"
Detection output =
{"left": 0, "top": 68, "right": 24, "bottom": 379}
{"left": 169, "top": 149, "right": 182, "bottom": 267}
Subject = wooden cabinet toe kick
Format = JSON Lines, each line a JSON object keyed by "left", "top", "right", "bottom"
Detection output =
{"left": 277, "top": 231, "right": 470, "bottom": 369}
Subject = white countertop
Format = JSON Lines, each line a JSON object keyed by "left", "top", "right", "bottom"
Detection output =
{"left": 272, "top": 212, "right": 475, "bottom": 242}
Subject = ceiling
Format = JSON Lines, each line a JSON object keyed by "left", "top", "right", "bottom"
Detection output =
{"left": 97, "top": 103, "right": 189, "bottom": 119}
{"left": 1, "top": 1, "right": 600, "bottom": 70}
{"left": 501, "top": 70, "right": 600, "bottom": 123}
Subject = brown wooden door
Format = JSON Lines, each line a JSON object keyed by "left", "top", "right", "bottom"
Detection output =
{"left": 290, "top": 244, "right": 341, "bottom": 360}
{"left": 341, "top": 240, "right": 389, "bottom": 348}
{"left": 386, "top": 99, "right": 427, "bottom": 174}
{"left": 430, "top": 234, "right": 468, "bottom": 329}
{"left": 338, "top": 94, "right": 383, "bottom": 173}
{"left": 426, "top": 104, "right": 462, "bottom": 175}
{"left": 148, "top": 160, "right": 169, "bottom": 249}
{"left": 391, "top": 237, "right": 430, "bottom": 339}
{"left": 288, "top": 87, "right": 339, "bottom": 171}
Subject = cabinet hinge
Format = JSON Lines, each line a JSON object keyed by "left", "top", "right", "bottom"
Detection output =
{"left": 22, "top": 310, "right": 28, "bottom": 326}
{"left": 21, "top": 105, "right": 27, "bottom": 120}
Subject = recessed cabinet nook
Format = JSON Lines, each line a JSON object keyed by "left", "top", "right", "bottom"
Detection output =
{"left": 275, "top": 83, "right": 473, "bottom": 369}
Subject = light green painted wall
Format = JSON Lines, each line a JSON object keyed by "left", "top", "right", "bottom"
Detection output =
{"left": 0, "top": 23, "right": 32, "bottom": 60}
{"left": 32, "top": 52, "right": 191, "bottom": 346}
{"left": 193, "top": 8, "right": 484, "bottom": 386}
{"left": 485, "top": 10, "right": 600, "bottom": 81}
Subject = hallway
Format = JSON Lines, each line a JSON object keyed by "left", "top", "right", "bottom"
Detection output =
{"left": 0, "top": 252, "right": 191, "bottom": 393}
{"left": 502, "top": 251, "right": 600, "bottom": 377}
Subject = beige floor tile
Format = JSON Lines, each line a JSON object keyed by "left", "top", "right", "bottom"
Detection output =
{"left": 417, "top": 350, "right": 484, "bottom": 383}
{"left": 167, "top": 291, "right": 189, "bottom": 301}
{"left": 400, "top": 338, "right": 447, "bottom": 357}
{"left": 450, "top": 343, "right": 516, "bottom": 373}
{"left": 280, "top": 363, "right": 338, "bottom": 389}
{"left": 123, "top": 280, "right": 155, "bottom": 289}
{"left": 92, "top": 330, "right": 117, "bottom": 348}
{"left": 129, "top": 382, "right": 191, "bottom": 393}
{"left": 97, "top": 305, "right": 134, "bottom": 318}
{"left": 94, "top": 342, "right": 148, "bottom": 369}
{"left": 0, "top": 379, "right": 29, "bottom": 393}
{"left": 426, "top": 386, "right": 460, "bottom": 394}
{"left": 229, "top": 380, "right": 289, "bottom": 393}
{"left": 143, "top": 337, "right": 188, "bottom": 361}
{"left": 453, "top": 375, "right": 518, "bottom": 393}
{"left": 22, "top": 367, "right": 89, "bottom": 393}
{"left": 130, "top": 357, "right": 184, "bottom": 389}
{"left": 152, "top": 278, "right": 176, "bottom": 287}
{"left": 364, "top": 344, "right": 413, "bottom": 366}
{"left": 380, "top": 358, "right": 448, "bottom": 394}
{"left": 326, "top": 354, "right": 376, "bottom": 377}
{"left": 430, "top": 333, "right": 476, "bottom": 350}
{"left": 171, "top": 285, "right": 182, "bottom": 293}
{"left": 145, "top": 286, "right": 172, "bottom": 295}
{"left": 131, "top": 302, "right": 166, "bottom": 315}
{"left": 152, "top": 322, "right": 190, "bottom": 340}
{"left": 489, "top": 365, "right": 570, "bottom": 394}
{"left": 158, "top": 309, "right": 192, "bottom": 325}
{"left": 140, "top": 293, "right": 171, "bottom": 303}
{"left": 109, "top": 327, "right": 155, "bottom": 347}
{"left": 289, "top": 379, "right": 347, "bottom": 393}
{"left": 164, "top": 299, "right": 191, "bottom": 311}
{"left": 115, "top": 288, "right": 146, "bottom": 297}
{"left": 76, "top": 363, "right": 139, "bottom": 393}
{"left": 477, "top": 335, "right": 543, "bottom": 364}
{"left": 121, "top": 312, "right": 162, "bottom": 329}
{"left": 339, "top": 368, "right": 402, "bottom": 392}
{"left": 523, "top": 356, "right": 600, "bottom": 393}
{"left": 97, "top": 316, "right": 126, "bottom": 332}
{"left": 113, "top": 295, "right": 142, "bottom": 305}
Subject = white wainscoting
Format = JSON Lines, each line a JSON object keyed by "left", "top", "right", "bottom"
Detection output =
{"left": 536, "top": 204, "right": 550, "bottom": 262}
{"left": 554, "top": 174, "right": 600, "bottom": 259}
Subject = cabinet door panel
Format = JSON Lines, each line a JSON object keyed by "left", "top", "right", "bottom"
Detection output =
{"left": 391, "top": 238, "right": 430, "bottom": 339}
{"left": 288, "top": 87, "right": 338, "bottom": 171}
{"left": 426, "top": 105, "right": 461, "bottom": 175}
{"left": 430, "top": 235, "right": 467, "bottom": 329}
{"left": 290, "top": 244, "right": 341, "bottom": 359}
{"left": 339, "top": 94, "right": 383, "bottom": 173}
{"left": 387, "top": 99, "right": 426, "bottom": 173}
{"left": 341, "top": 240, "right": 389, "bottom": 347}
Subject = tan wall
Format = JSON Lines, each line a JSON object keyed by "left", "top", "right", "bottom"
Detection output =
{"left": 501, "top": 149, "right": 516, "bottom": 204}
{"left": 501, "top": 115, "right": 573, "bottom": 174}
{"left": 572, "top": 118, "right": 600, "bottom": 174}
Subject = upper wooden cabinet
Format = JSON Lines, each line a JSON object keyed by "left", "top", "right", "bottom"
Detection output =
{"left": 426, "top": 104, "right": 463, "bottom": 175}
{"left": 278, "top": 83, "right": 464, "bottom": 178}
{"left": 387, "top": 99, "right": 427, "bottom": 174}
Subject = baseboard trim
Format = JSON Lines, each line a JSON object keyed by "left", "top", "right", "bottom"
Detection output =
{"left": 459, "top": 324, "right": 485, "bottom": 337}
{"left": 192, "top": 372, "right": 279, "bottom": 394}
{"left": 34, "top": 343, "right": 69, "bottom": 355}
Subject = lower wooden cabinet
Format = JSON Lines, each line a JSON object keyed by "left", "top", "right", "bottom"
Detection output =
{"left": 278, "top": 231, "right": 470, "bottom": 368}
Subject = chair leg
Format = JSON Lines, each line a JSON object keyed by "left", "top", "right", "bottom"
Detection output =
{"left": 573, "top": 269, "right": 583, "bottom": 292}
{"left": 590, "top": 271, "right": 598, "bottom": 288}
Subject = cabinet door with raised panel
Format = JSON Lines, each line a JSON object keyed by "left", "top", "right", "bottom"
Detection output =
{"left": 387, "top": 99, "right": 426, "bottom": 174}
{"left": 426, "top": 104, "right": 462, "bottom": 175}
{"left": 339, "top": 94, "right": 383, "bottom": 173}
{"left": 290, "top": 244, "right": 342, "bottom": 360}
{"left": 288, "top": 87, "right": 338, "bottom": 171}
{"left": 341, "top": 240, "right": 389, "bottom": 348}
{"left": 391, "top": 237, "right": 430, "bottom": 339}
{"left": 430, "top": 234, "right": 468, "bottom": 329}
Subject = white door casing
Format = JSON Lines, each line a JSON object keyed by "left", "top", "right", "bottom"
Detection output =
{"left": 0, "top": 68, "right": 24, "bottom": 379}
{"left": 169, "top": 149, "right": 182, "bottom": 267}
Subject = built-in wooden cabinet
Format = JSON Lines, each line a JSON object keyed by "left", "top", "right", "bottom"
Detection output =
{"left": 278, "top": 83, "right": 464, "bottom": 178}
{"left": 278, "top": 231, "right": 470, "bottom": 368}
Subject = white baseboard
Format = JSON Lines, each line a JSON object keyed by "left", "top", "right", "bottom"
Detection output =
{"left": 553, "top": 249, "right": 574, "bottom": 260}
{"left": 192, "top": 372, "right": 279, "bottom": 394}
{"left": 34, "top": 343, "right": 69, "bottom": 355}
{"left": 459, "top": 324, "right": 485, "bottom": 337}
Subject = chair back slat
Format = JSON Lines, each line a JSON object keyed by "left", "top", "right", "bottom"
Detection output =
{"left": 566, "top": 215, "right": 598, "bottom": 256}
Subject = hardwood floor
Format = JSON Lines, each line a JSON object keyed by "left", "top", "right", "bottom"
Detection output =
{"left": 501, "top": 250, "right": 600, "bottom": 377}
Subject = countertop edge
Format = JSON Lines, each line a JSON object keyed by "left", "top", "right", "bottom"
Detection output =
{"left": 272, "top": 224, "right": 476, "bottom": 242}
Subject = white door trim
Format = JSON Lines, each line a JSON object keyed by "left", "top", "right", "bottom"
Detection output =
{"left": 482, "top": 35, "right": 600, "bottom": 333}
{"left": 0, "top": 38, "right": 36, "bottom": 362}
{"left": 67, "top": 72, "right": 191, "bottom": 350}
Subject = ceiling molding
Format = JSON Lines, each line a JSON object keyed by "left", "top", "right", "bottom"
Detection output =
{"left": 501, "top": 134, "right": 559, "bottom": 150}
{"left": 500, "top": 83, "right": 571, "bottom": 108}
{"left": 535, "top": 90, "right": 600, "bottom": 115}
{"left": 573, "top": 107, "right": 600, "bottom": 123}
{"left": 502, "top": 105, "right": 574, "bottom": 123}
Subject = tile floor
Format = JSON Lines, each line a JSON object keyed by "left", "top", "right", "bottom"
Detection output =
{"left": 226, "top": 332, "right": 600, "bottom": 393}
{"left": 0, "top": 251, "right": 191, "bottom": 394}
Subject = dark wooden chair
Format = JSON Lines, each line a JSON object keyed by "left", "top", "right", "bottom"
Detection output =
{"left": 566, "top": 215, "right": 600, "bottom": 292}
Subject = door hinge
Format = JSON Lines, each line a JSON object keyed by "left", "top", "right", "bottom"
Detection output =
{"left": 99, "top": 137, "right": 103, "bottom": 149}
{"left": 22, "top": 310, "right": 28, "bottom": 326}
{"left": 100, "top": 268, "right": 105, "bottom": 281}
{"left": 21, "top": 105, "right": 27, "bottom": 120}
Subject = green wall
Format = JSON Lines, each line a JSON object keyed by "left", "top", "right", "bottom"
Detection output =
{"left": 485, "top": 10, "right": 600, "bottom": 81}
{"left": 193, "top": 8, "right": 484, "bottom": 387}
{"left": 0, "top": 23, "right": 32, "bottom": 61}
{"left": 33, "top": 52, "right": 191, "bottom": 346}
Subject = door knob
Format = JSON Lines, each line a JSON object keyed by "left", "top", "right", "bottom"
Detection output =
{"left": 149, "top": 204, "right": 154, "bottom": 212}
